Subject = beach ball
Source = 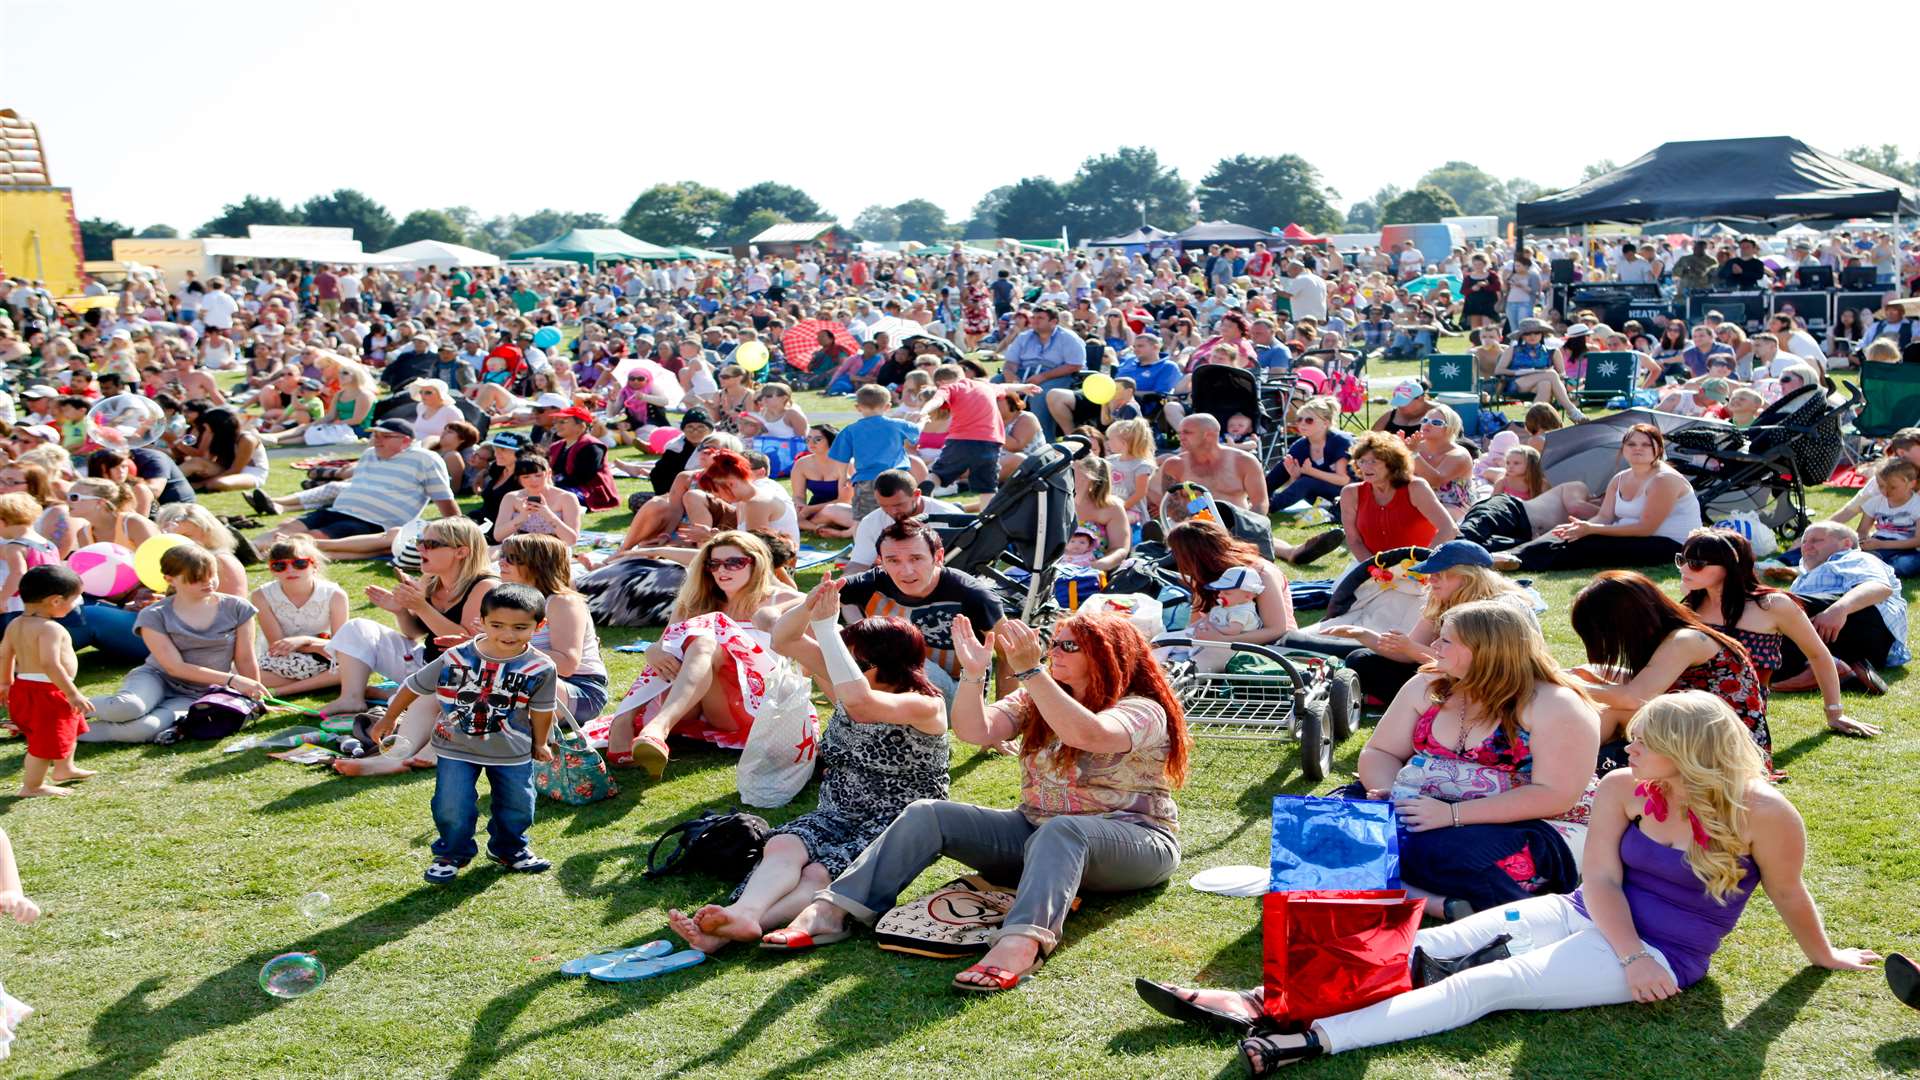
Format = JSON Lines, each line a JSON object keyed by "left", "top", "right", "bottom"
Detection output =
{"left": 67, "top": 542, "right": 140, "bottom": 597}
{"left": 533, "top": 327, "right": 562, "bottom": 350}
{"left": 132, "top": 534, "right": 189, "bottom": 592}
{"left": 1080, "top": 373, "right": 1117, "bottom": 405}
{"left": 733, "top": 341, "right": 769, "bottom": 372}
{"left": 646, "top": 427, "right": 679, "bottom": 454}
{"left": 259, "top": 952, "right": 327, "bottom": 998}
{"left": 85, "top": 394, "right": 165, "bottom": 449}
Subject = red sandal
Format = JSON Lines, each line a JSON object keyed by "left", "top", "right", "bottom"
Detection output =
{"left": 952, "top": 957, "right": 1043, "bottom": 993}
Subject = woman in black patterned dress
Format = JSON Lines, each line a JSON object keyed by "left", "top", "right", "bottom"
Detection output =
{"left": 667, "top": 577, "right": 949, "bottom": 954}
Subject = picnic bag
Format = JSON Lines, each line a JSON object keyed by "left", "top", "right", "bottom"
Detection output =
{"left": 1261, "top": 889, "right": 1425, "bottom": 1028}
{"left": 1270, "top": 794, "right": 1401, "bottom": 893}
{"left": 533, "top": 712, "right": 618, "bottom": 806}
{"left": 874, "top": 875, "right": 1081, "bottom": 958}
{"left": 643, "top": 809, "right": 770, "bottom": 882}
{"left": 178, "top": 689, "right": 267, "bottom": 741}
{"left": 736, "top": 660, "right": 819, "bottom": 808}
{"left": 1051, "top": 566, "right": 1109, "bottom": 612}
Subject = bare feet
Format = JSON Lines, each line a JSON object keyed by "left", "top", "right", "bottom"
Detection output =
{"left": 331, "top": 756, "right": 412, "bottom": 777}
{"left": 315, "top": 697, "right": 368, "bottom": 718}
{"left": 774, "top": 899, "right": 847, "bottom": 940}
{"left": 49, "top": 765, "right": 96, "bottom": 782}
{"left": 694, "top": 903, "right": 764, "bottom": 945}
{"left": 17, "top": 784, "right": 72, "bottom": 798}
{"left": 667, "top": 907, "right": 731, "bottom": 954}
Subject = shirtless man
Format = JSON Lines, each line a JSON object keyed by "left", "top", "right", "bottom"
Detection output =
{"left": 1149, "top": 414, "right": 1269, "bottom": 515}
{"left": 168, "top": 345, "right": 225, "bottom": 405}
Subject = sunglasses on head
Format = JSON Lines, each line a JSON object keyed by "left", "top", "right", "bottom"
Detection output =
{"left": 270, "top": 558, "right": 314, "bottom": 572}
{"left": 708, "top": 555, "right": 752, "bottom": 573}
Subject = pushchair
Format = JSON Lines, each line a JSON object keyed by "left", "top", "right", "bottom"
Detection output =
{"left": 930, "top": 434, "right": 1090, "bottom": 622}
{"left": 1185, "top": 365, "right": 1292, "bottom": 472}
{"left": 1665, "top": 382, "right": 1859, "bottom": 542}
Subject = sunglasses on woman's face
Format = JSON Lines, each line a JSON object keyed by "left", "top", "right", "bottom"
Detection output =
{"left": 270, "top": 558, "right": 314, "bottom": 572}
{"left": 1049, "top": 638, "right": 1082, "bottom": 654}
{"left": 708, "top": 556, "right": 752, "bottom": 573}
{"left": 1674, "top": 554, "right": 1714, "bottom": 571}
{"left": 416, "top": 539, "right": 450, "bottom": 551}
{"left": 1420, "top": 416, "right": 1448, "bottom": 427}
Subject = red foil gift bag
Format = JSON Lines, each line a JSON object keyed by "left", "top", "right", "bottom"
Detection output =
{"left": 1261, "top": 889, "right": 1425, "bottom": 1029}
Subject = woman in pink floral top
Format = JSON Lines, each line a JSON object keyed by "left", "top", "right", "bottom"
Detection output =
{"left": 763, "top": 611, "right": 1190, "bottom": 993}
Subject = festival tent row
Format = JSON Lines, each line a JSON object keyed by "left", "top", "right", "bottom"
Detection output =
{"left": 508, "top": 228, "right": 676, "bottom": 265}
{"left": 1515, "top": 136, "right": 1920, "bottom": 230}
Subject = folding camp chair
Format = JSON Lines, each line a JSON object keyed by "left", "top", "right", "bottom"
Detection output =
{"left": 1575, "top": 350, "right": 1640, "bottom": 408}
{"left": 1854, "top": 362, "right": 1920, "bottom": 440}
{"left": 1423, "top": 353, "right": 1477, "bottom": 397}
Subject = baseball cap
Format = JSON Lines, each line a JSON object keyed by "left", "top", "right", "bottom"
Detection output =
{"left": 1206, "top": 565, "right": 1266, "bottom": 595}
{"left": 372, "top": 418, "right": 415, "bottom": 438}
{"left": 680, "top": 407, "right": 713, "bottom": 429}
{"left": 1408, "top": 540, "right": 1494, "bottom": 575}
{"left": 21, "top": 424, "right": 62, "bottom": 442}
{"left": 20, "top": 386, "right": 57, "bottom": 399}
{"left": 1388, "top": 378, "right": 1427, "bottom": 408}
{"left": 483, "top": 431, "right": 527, "bottom": 450}
{"left": 1700, "top": 377, "right": 1732, "bottom": 403}
{"left": 554, "top": 406, "right": 594, "bottom": 423}
{"left": 533, "top": 392, "right": 569, "bottom": 410}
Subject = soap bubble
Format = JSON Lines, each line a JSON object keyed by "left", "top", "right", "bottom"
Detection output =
{"left": 259, "top": 952, "right": 327, "bottom": 998}
{"left": 297, "top": 891, "right": 332, "bottom": 922}
{"left": 378, "top": 734, "right": 415, "bottom": 759}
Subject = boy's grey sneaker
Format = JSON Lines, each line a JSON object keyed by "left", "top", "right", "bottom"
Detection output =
{"left": 424, "top": 858, "right": 462, "bottom": 884}
{"left": 491, "top": 850, "right": 551, "bottom": 874}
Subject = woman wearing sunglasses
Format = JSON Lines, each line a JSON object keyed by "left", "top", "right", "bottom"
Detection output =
{"left": 1410, "top": 403, "right": 1478, "bottom": 521}
{"left": 250, "top": 536, "right": 348, "bottom": 697}
{"left": 604, "top": 531, "right": 802, "bottom": 779}
{"left": 762, "top": 611, "right": 1189, "bottom": 993}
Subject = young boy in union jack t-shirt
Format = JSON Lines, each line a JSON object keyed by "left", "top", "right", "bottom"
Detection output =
{"left": 372, "top": 584, "right": 559, "bottom": 884}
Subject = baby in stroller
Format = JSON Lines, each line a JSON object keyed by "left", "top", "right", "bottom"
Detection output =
{"left": 1195, "top": 565, "right": 1266, "bottom": 673}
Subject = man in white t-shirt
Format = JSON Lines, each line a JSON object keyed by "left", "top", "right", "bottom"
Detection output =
{"left": 1397, "top": 242, "right": 1424, "bottom": 280}
{"left": 845, "top": 469, "right": 961, "bottom": 574}
{"left": 1280, "top": 261, "right": 1328, "bottom": 322}
{"left": 198, "top": 279, "right": 239, "bottom": 330}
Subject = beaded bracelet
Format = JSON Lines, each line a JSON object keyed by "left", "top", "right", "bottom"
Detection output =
{"left": 1012, "top": 666, "right": 1045, "bottom": 682}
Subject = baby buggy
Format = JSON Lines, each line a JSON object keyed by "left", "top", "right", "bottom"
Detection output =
{"left": 1665, "top": 381, "right": 1859, "bottom": 542}
{"left": 930, "top": 434, "right": 1089, "bottom": 623}
{"left": 1184, "top": 365, "right": 1293, "bottom": 472}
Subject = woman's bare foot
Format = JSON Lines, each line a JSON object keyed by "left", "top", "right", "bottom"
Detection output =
{"left": 49, "top": 765, "right": 96, "bottom": 782}
{"left": 667, "top": 908, "right": 730, "bottom": 954}
{"left": 17, "top": 784, "right": 72, "bottom": 798}
{"left": 331, "top": 756, "right": 412, "bottom": 777}
{"left": 693, "top": 903, "right": 764, "bottom": 944}
{"left": 315, "top": 696, "right": 368, "bottom": 718}
{"left": 773, "top": 900, "right": 847, "bottom": 940}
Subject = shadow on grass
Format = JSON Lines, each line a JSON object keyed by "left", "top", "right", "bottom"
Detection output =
{"left": 57, "top": 874, "right": 492, "bottom": 1080}
{"left": 1878, "top": 1036, "right": 1920, "bottom": 1073}
{"left": 1770, "top": 727, "right": 1864, "bottom": 773}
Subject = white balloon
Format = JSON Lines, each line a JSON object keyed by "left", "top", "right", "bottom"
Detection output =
{"left": 85, "top": 393, "right": 166, "bottom": 450}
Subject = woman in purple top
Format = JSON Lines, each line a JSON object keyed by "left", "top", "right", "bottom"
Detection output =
{"left": 1137, "top": 692, "right": 1881, "bottom": 1074}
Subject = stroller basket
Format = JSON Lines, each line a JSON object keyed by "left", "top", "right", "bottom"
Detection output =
{"left": 1161, "top": 639, "right": 1351, "bottom": 780}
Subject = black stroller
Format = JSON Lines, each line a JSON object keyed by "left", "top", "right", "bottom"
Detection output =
{"left": 931, "top": 434, "right": 1091, "bottom": 622}
{"left": 1186, "top": 365, "right": 1292, "bottom": 472}
{"left": 1666, "top": 382, "right": 1859, "bottom": 542}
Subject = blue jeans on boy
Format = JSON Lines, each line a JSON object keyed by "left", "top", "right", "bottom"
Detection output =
{"left": 431, "top": 758, "right": 536, "bottom": 865}
{"left": 1871, "top": 549, "right": 1920, "bottom": 578}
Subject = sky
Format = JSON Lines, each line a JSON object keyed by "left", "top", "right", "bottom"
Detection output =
{"left": 5, "top": 0, "right": 1912, "bottom": 237}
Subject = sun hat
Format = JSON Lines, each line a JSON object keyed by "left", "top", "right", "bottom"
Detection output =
{"left": 408, "top": 378, "right": 451, "bottom": 400}
{"left": 533, "top": 392, "right": 570, "bottom": 410}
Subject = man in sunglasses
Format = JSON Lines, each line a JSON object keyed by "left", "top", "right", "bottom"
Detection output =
{"left": 267, "top": 418, "right": 459, "bottom": 545}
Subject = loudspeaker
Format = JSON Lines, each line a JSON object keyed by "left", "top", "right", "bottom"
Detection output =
{"left": 1794, "top": 265, "right": 1834, "bottom": 290}
{"left": 1549, "top": 259, "right": 1576, "bottom": 285}
{"left": 1840, "top": 267, "right": 1879, "bottom": 290}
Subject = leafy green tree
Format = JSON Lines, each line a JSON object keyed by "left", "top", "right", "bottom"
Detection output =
{"left": 737, "top": 208, "right": 789, "bottom": 244}
{"left": 851, "top": 205, "right": 901, "bottom": 242}
{"left": 1417, "top": 161, "right": 1508, "bottom": 216}
{"left": 1064, "top": 146, "right": 1192, "bottom": 239}
{"left": 388, "top": 209, "right": 467, "bottom": 248}
{"left": 78, "top": 218, "right": 132, "bottom": 260}
{"left": 515, "top": 209, "right": 606, "bottom": 246}
{"left": 1380, "top": 185, "right": 1463, "bottom": 225}
{"left": 725, "top": 183, "right": 825, "bottom": 240}
{"left": 619, "top": 182, "right": 730, "bottom": 245}
{"left": 1198, "top": 154, "right": 1340, "bottom": 232}
{"left": 1842, "top": 144, "right": 1920, "bottom": 186}
{"left": 1344, "top": 201, "right": 1380, "bottom": 229}
{"left": 961, "top": 185, "right": 1013, "bottom": 238}
{"left": 299, "top": 189, "right": 395, "bottom": 250}
{"left": 993, "top": 177, "right": 1070, "bottom": 239}
{"left": 135, "top": 223, "right": 178, "bottom": 239}
{"left": 197, "top": 195, "right": 302, "bottom": 238}
{"left": 892, "top": 199, "right": 951, "bottom": 243}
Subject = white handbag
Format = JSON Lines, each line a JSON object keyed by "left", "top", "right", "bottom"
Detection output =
{"left": 736, "top": 659, "right": 819, "bottom": 808}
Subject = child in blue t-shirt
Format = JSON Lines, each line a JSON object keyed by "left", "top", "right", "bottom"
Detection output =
{"left": 829, "top": 384, "right": 921, "bottom": 521}
{"left": 373, "top": 584, "right": 559, "bottom": 884}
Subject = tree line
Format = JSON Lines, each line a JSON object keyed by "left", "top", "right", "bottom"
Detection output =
{"left": 75, "top": 144, "right": 1920, "bottom": 262}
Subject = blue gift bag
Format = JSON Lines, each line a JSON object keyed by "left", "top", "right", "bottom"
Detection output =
{"left": 1270, "top": 794, "right": 1401, "bottom": 892}
{"left": 750, "top": 435, "right": 810, "bottom": 479}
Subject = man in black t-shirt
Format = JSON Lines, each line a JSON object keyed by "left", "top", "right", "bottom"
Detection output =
{"left": 1718, "top": 238, "right": 1769, "bottom": 291}
{"left": 990, "top": 270, "right": 1016, "bottom": 317}
{"left": 834, "top": 517, "right": 1011, "bottom": 701}
{"left": 128, "top": 446, "right": 195, "bottom": 505}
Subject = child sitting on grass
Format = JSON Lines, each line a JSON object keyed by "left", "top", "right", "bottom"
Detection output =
{"left": 0, "top": 566, "right": 95, "bottom": 798}
{"left": 371, "top": 583, "right": 558, "bottom": 884}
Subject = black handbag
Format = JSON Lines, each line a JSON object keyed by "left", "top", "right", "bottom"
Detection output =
{"left": 643, "top": 809, "right": 771, "bottom": 882}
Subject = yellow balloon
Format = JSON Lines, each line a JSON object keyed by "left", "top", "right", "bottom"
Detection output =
{"left": 134, "top": 533, "right": 190, "bottom": 593}
{"left": 735, "top": 341, "right": 770, "bottom": 372}
{"left": 1081, "top": 372, "right": 1117, "bottom": 405}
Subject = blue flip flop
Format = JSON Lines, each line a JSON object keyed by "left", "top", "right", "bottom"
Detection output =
{"left": 589, "top": 949, "right": 706, "bottom": 982}
{"left": 561, "top": 939, "right": 672, "bottom": 976}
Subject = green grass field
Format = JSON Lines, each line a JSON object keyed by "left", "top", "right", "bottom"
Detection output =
{"left": 3, "top": 348, "right": 1916, "bottom": 1079}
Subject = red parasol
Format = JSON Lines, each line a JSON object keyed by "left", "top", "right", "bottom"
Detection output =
{"left": 782, "top": 319, "right": 860, "bottom": 373}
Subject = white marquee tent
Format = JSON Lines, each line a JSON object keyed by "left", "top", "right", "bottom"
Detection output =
{"left": 372, "top": 239, "right": 502, "bottom": 269}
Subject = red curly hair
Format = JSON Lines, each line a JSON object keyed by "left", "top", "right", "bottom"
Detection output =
{"left": 1018, "top": 613, "right": 1190, "bottom": 788}
{"left": 696, "top": 448, "right": 752, "bottom": 493}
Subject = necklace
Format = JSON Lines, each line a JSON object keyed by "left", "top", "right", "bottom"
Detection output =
{"left": 1452, "top": 703, "right": 1483, "bottom": 756}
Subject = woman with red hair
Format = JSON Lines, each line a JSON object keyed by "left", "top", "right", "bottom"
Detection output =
{"left": 763, "top": 612, "right": 1189, "bottom": 994}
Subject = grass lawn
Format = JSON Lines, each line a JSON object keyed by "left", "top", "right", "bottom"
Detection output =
{"left": 4, "top": 347, "right": 1918, "bottom": 1079}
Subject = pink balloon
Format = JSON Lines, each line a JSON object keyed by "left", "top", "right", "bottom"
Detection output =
{"left": 646, "top": 427, "right": 678, "bottom": 454}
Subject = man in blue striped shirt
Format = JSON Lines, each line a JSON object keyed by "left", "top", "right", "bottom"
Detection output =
{"left": 270, "top": 418, "right": 459, "bottom": 541}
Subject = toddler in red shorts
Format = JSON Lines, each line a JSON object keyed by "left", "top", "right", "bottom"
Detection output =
{"left": 0, "top": 566, "right": 94, "bottom": 798}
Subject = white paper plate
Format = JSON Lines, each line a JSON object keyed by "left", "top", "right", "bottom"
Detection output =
{"left": 1187, "top": 865, "right": 1269, "bottom": 897}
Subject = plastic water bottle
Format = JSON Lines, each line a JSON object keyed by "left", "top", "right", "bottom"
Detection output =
{"left": 1389, "top": 755, "right": 1427, "bottom": 802}
{"left": 1503, "top": 909, "right": 1533, "bottom": 956}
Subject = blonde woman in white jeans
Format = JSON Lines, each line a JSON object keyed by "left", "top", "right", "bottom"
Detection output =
{"left": 1135, "top": 693, "right": 1880, "bottom": 1075}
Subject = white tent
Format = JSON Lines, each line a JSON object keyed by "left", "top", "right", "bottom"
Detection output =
{"left": 372, "top": 239, "right": 502, "bottom": 269}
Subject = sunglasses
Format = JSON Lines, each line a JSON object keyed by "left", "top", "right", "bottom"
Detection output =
{"left": 708, "top": 555, "right": 752, "bottom": 573}
{"left": 1674, "top": 554, "right": 1714, "bottom": 571}
{"left": 1049, "top": 638, "right": 1082, "bottom": 654}
{"left": 66, "top": 492, "right": 103, "bottom": 503}
{"left": 416, "top": 539, "right": 451, "bottom": 551}
{"left": 270, "top": 558, "right": 314, "bottom": 572}
{"left": 1419, "top": 416, "right": 1448, "bottom": 428}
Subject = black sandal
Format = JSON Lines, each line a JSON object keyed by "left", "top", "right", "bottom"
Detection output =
{"left": 1133, "top": 978, "right": 1264, "bottom": 1036}
{"left": 1240, "top": 1029, "right": 1322, "bottom": 1075}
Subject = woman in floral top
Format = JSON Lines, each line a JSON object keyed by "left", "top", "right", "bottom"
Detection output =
{"left": 762, "top": 612, "right": 1189, "bottom": 993}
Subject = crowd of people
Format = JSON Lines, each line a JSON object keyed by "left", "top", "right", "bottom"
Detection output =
{"left": 0, "top": 225, "right": 1913, "bottom": 1067}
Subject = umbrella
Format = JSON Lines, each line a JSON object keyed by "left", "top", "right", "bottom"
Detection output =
{"left": 858, "top": 316, "right": 926, "bottom": 343}
{"left": 782, "top": 319, "right": 859, "bottom": 374}
{"left": 1402, "top": 273, "right": 1462, "bottom": 297}
{"left": 609, "top": 357, "right": 686, "bottom": 411}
